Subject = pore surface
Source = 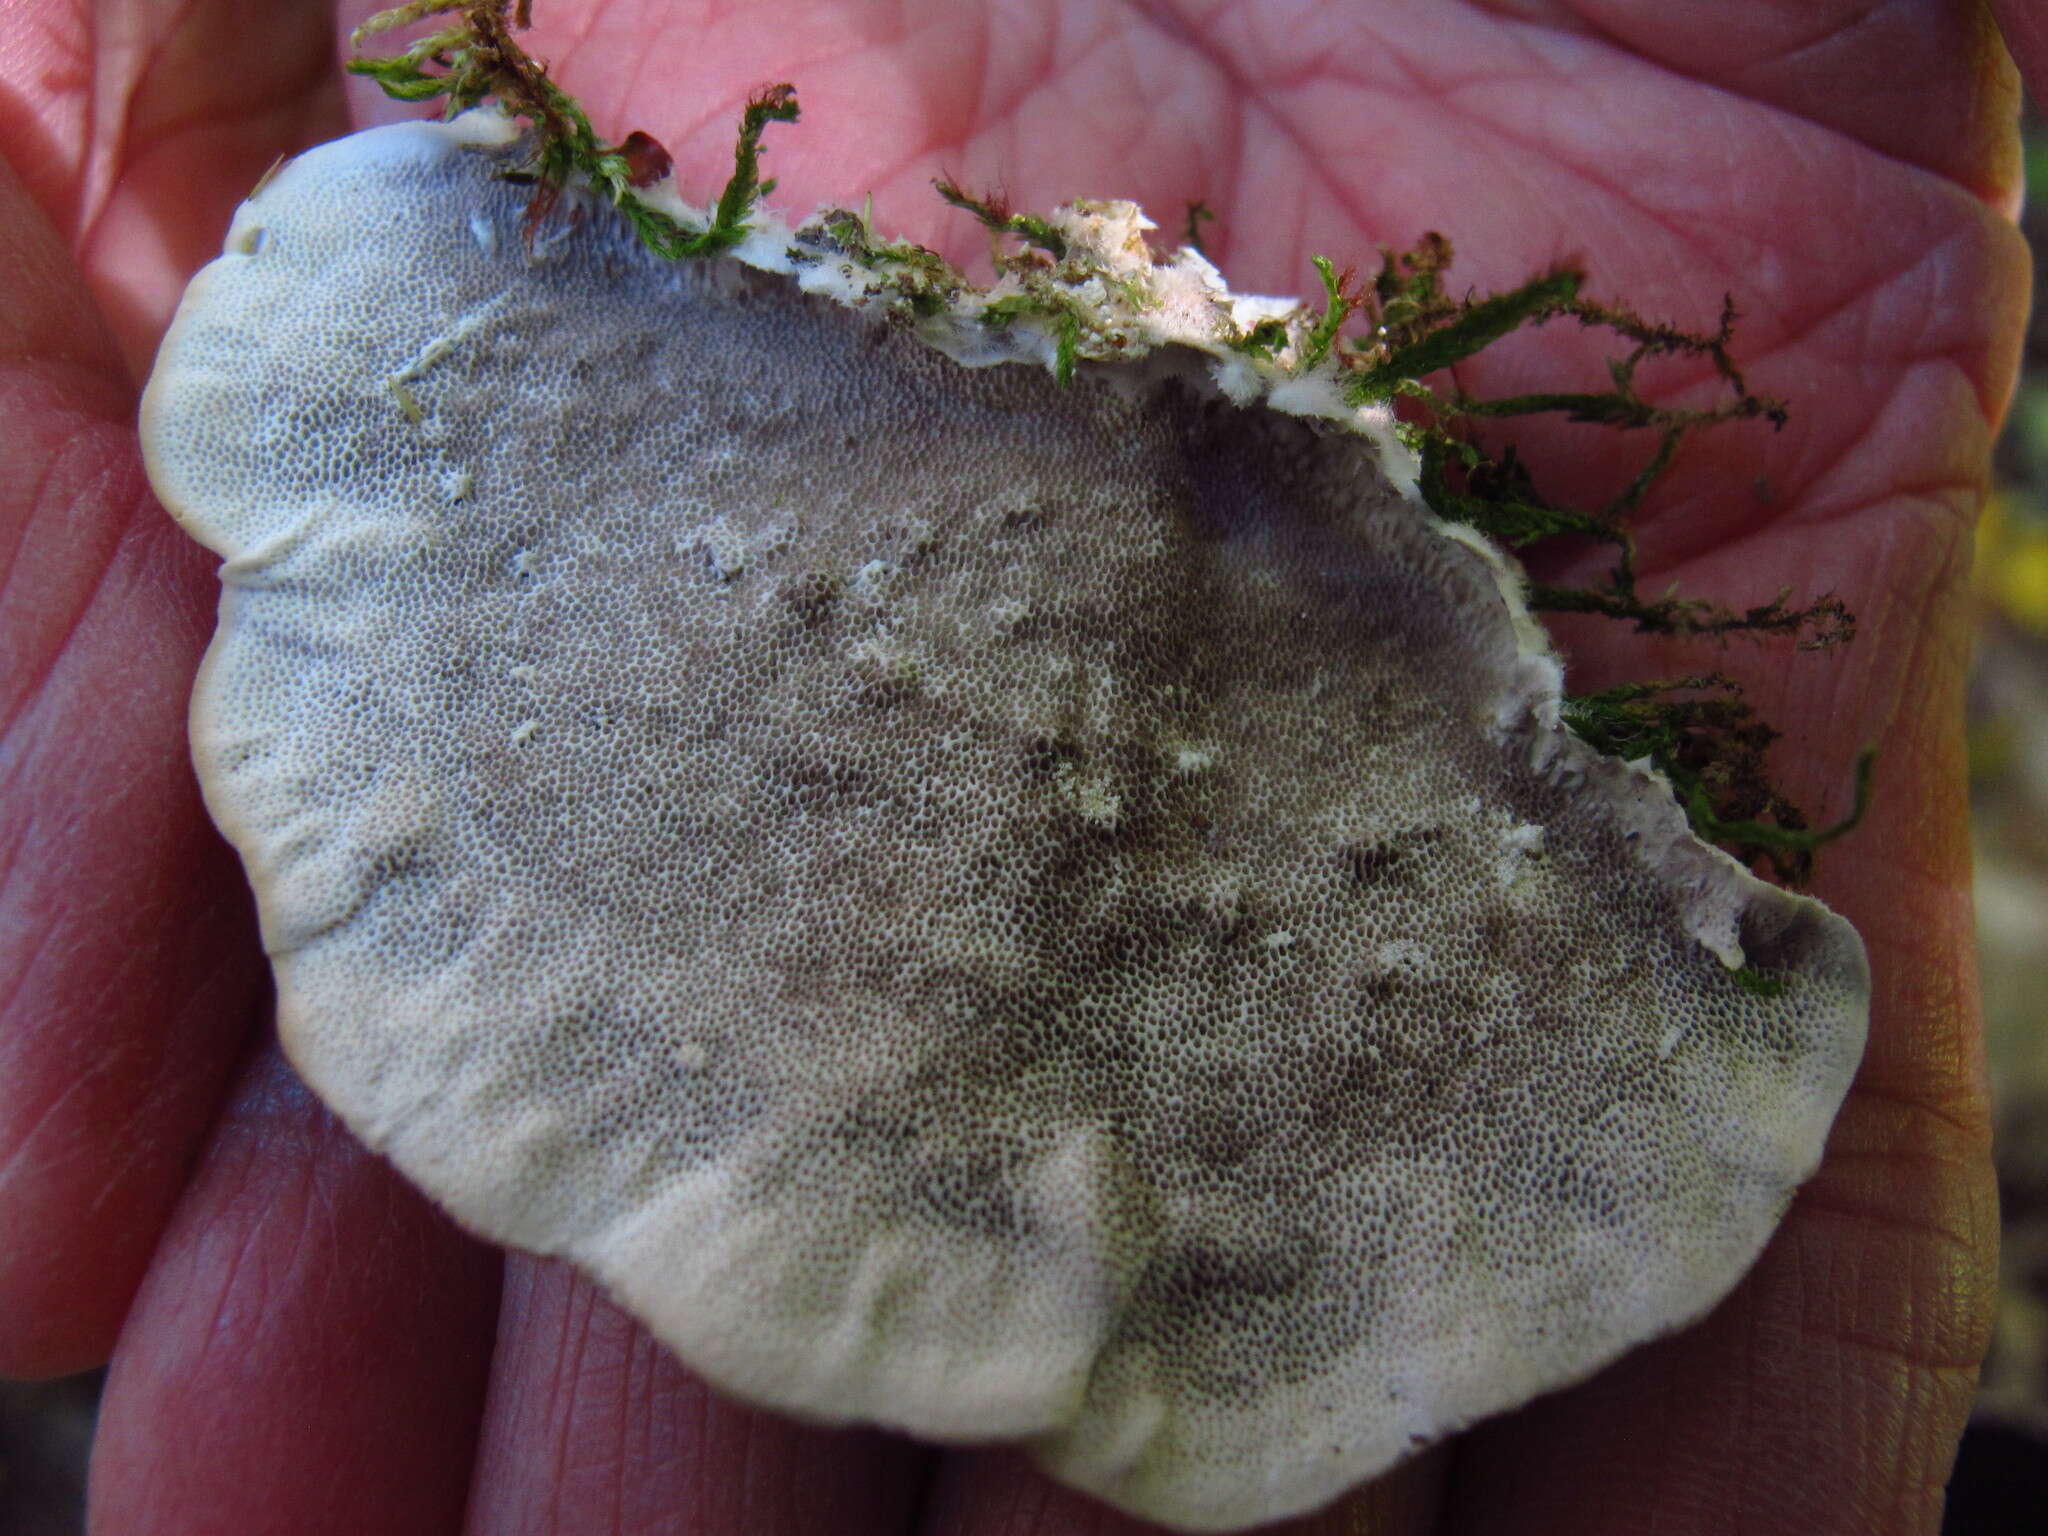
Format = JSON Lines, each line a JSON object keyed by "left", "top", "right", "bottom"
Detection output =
{"left": 142, "top": 120, "right": 1868, "bottom": 1532}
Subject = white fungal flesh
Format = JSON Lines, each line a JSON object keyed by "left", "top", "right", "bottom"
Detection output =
{"left": 141, "top": 116, "right": 1869, "bottom": 1533}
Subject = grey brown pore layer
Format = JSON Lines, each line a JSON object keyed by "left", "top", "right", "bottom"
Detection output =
{"left": 142, "top": 116, "right": 1869, "bottom": 1532}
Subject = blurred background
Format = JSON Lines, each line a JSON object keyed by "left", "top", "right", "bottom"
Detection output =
{"left": 1945, "top": 107, "right": 2048, "bottom": 1536}
{"left": 4, "top": 105, "right": 2046, "bottom": 1536}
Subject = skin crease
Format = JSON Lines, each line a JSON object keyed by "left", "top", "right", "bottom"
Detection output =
{"left": 0, "top": 0, "right": 2037, "bottom": 1530}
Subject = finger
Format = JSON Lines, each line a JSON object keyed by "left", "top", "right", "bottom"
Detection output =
{"left": 1438, "top": 1105, "right": 1996, "bottom": 1536}
{"left": 87, "top": 1040, "right": 501, "bottom": 1536}
{"left": 1457, "top": 1, "right": 2021, "bottom": 203}
{"left": 1442, "top": 802, "right": 1995, "bottom": 1536}
{"left": 0, "top": 145, "right": 262, "bottom": 1378}
{"left": 0, "top": 0, "right": 347, "bottom": 381}
{"left": 1438, "top": 270, "right": 2005, "bottom": 1536}
{"left": 920, "top": 1444, "right": 1449, "bottom": 1536}
{"left": 462, "top": 1255, "right": 932, "bottom": 1536}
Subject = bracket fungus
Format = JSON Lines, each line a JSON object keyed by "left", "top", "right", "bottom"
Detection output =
{"left": 142, "top": 104, "right": 1869, "bottom": 1533}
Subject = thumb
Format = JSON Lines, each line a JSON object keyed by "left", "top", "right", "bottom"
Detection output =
{"left": 0, "top": 0, "right": 347, "bottom": 382}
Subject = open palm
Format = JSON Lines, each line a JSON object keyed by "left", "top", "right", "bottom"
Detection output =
{"left": 0, "top": 3, "right": 2035, "bottom": 1532}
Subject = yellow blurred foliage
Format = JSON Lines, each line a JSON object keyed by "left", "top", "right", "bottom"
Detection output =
{"left": 1978, "top": 492, "right": 2048, "bottom": 637}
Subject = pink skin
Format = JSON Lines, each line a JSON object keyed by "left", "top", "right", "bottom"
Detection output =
{"left": 0, "top": 2, "right": 2034, "bottom": 1531}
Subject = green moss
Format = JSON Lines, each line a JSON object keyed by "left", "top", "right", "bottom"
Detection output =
{"left": 1223, "top": 317, "right": 1291, "bottom": 361}
{"left": 1730, "top": 965, "right": 1787, "bottom": 998}
{"left": 1268, "top": 228, "right": 1866, "bottom": 881}
{"left": 1054, "top": 310, "right": 1081, "bottom": 386}
{"left": 805, "top": 206, "right": 965, "bottom": 315}
{"left": 349, "top": 3, "right": 1870, "bottom": 888}
{"left": 1297, "top": 256, "right": 1356, "bottom": 373}
{"left": 932, "top": 179, "right": 1069, "bottom": 263}
{"left": 974, "top": 293, "right": 1041, "bottom": 327}
{"left": 1347, "top": 269, "right": 1581, "bottom": 404}
{"left": 1559, "top": 677, "right": 1871, "bottom": 884}
{"left": 349, "top": 2, "right": 795, "bottom": 259}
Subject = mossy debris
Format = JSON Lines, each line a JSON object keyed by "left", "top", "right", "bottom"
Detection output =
{"left": 347, "top": 0, "right": 1868, "bottom": 885}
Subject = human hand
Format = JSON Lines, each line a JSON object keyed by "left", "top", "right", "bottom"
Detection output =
{"left": 0, "top": 3, "right": 2034, "bottom": 1532}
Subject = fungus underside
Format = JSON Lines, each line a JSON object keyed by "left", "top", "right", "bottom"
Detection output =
{"left": 348, "top": 0, "right": 1868, "bottom": 886}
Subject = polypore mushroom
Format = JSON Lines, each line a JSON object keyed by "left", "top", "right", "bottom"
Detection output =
{"left": 140, "top": 111, "right": 1868, "bottom": 1532}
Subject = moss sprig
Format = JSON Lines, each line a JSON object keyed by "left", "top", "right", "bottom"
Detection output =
{"left": 1298, "top": 257, "right": 1360, "bottom": 373}
{"left": 932, "top": 180, "right": 1070, "bottom": 264}
{"left": 1281, "top": 229, "right": 1865, "bottom": 878}
{"left": 349, "top": 1, "right": 795, "bottom": 259}
{"left": 1559, "top": 676, "right": 1872, "bottom": 883}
